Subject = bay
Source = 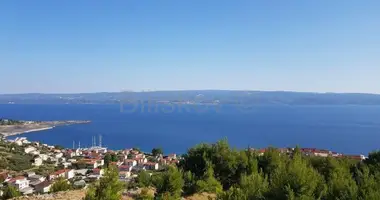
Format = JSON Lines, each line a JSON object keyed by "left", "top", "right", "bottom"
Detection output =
{"left": 1, "top": 104, "right": 380, "bottom": 155}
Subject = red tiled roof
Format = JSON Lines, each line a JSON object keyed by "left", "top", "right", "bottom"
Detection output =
{"left": 51, "top": 169, "right": 66, "bottom": 176}
{"left": 144, "top": 162, "right": 157, "bottom": 166}
{"left": 9, "top": 176, "right": 26, "bottom": 182}
{"left": 118, "top": 165, "right": 131, "bottom": 170}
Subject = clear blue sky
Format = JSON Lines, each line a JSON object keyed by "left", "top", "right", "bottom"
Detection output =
{"left": 1, "top": 0, "right": 379, "bottom": 94}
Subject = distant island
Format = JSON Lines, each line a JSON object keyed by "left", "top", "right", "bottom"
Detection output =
{"left": 0, "top": 119, "right": 90, "bottom": 137}
{"left": 1, "top": 90, "right": 380, "bottom": 105}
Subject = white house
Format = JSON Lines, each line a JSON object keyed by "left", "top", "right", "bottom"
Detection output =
{"left": 39, "top": 154, "right": 49, "bottom": 161}
{"left": 144, "top": 162, "right": 159, "bottom": 170}
{"left": 24, "top": 146, "right": 37, "bottom": 154}
{"left": 49, "top": 169, "right": 66, "bottom": 180}
{"left": 118, "top": 165, "right": 133, "bottom": 172}
{"left": 65, "top": 169, "right": 75, "bottom": 179}
{"left": 135, "top": 158, "right": 148, "bottom": 165}
{"left": 29, "top": 174, "right": 45, "bottom": 182}
{"left": 92, "top": 169, "right": 104, "bottom": 176}
{"left": 54, "top": 152, "right": 63, "bottom": 159}
{"left": 124, "top": 159, "right": 137, "bottom": 167}
{"left": 35, "top": 181, "right": 52, "bottom": 193}
{"left": 61, "top": 162, "right": 72, "bottom": 168}
{"left": 33, "top": 157, "right": 43, "bottom": 166}
{"left": 29, "top": 150, "right": 40, "bottom": 155}
{"left": 8, "top": 176, "right": 30, "bottom": 190}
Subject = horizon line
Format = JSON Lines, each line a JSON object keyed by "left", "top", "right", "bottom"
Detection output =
{"left": 1, "top": 89, "right": 380, "bottom": 96}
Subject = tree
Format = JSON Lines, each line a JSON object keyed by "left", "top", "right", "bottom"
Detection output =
{"left": 218, "top": 187, "right": 248, "bottom": 200}
{"left": 104, "top": 153, "right": 111, "bottom": 168}
{"left": 84, "top": 166, "right": 125, "bottom": 200}
{"left": 54, "top": 145, "right": 65, "bottom": 150}
{"left": 136, "top": 188, "right": 154, "bottom": 200}
{"left": 355, "top": 165, "right": 380, "bottom": 200}
{"left": 51, "top": 177, "right": 72, "bottom": 193}
{"left": 153, "top": 166, "right": 184, "bottom": 198}
{"left": 138, "top": 170, "right": 152, "bottom": 188}
{"left": 2, "top": 185, "right": 21, "bottom": 199}
{"left": 196, "top": 161, "right": 223, "bottom": 194}
{"left": 238, "top": 172, "right": 269, "bottom": 199}
{"left": 326, "top": 165, "right": 358, "bottom": 200}
{"left": 268, "top": 150, "right": 327, "bottom": 200}
{"left": 152, "top": 148, "right": 163, "bottom": 157}
{"left": 111, "top": 154, "right": 118, "bottom": 162}
{"left": 183, "top": 171, "right": 196, "bottom": 196}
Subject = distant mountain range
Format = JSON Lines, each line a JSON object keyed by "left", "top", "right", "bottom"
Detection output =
{"left": 1, "top": 90, "right": 380, "bottom": 105}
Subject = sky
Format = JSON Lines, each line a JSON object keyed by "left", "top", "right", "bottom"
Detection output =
{"left": 0, "top": 0, "right": 379, "bottom": 94}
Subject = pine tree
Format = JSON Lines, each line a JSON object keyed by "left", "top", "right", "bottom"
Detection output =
{"left": 2, "top": 185, "right": 21, "bottom": 199}
{"left": 195, "top": 161, "right": 223, "bottom": 194}
{"left": 51, "top": 177, "right": 72, "bottom": 193}
{"left": 84, "top": 166, "right": 125, "bottom": 200}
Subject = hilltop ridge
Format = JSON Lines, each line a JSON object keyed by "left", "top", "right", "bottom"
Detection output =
{"left": 1, "top": 90, "right": 380, "bottom": 105}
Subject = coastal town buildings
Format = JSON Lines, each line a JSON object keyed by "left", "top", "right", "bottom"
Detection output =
{"left": 1, "top": 136, "right": 368, "bottom": 198}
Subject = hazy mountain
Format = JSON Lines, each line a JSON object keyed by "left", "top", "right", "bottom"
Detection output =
{"left": 1, "top": 90, "right": 380, "bottom": 105}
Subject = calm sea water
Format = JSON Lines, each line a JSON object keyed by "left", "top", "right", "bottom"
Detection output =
{"left": 1, "top": 104, "right": 380, "bottom": 155}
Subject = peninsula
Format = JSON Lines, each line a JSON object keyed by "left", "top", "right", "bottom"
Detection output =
{"left": 0, "top": 119, "right": 90, "bottom": 137}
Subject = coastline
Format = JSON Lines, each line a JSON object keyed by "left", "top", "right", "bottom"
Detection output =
{"left": 3, "top": 126, "right": 54, "bottom": 137}
{"left": 0, "top": 120, "right": 90, "bottom": 138}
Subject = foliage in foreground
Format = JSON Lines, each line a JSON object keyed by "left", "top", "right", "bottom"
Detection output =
{"left": 51, "top": 177, "right": 72, "bottom": 193}
{"left": 2, "top": 185, "right": 21, "bottom": 199}
{"left": 83, "top": 166, "right": 125, "bottom": 200}
{"left": 82, "top": 139, "right": 380, "bottom": 200}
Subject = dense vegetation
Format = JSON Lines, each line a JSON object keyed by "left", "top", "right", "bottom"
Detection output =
{"left": 86, "top": 139, "right": 380, "bottom": 200}
{"left": 0, "top": 140, "right": 33, "bottom": 171}
{"left": 50, "top": 177, "right": 73, "bottom": 193}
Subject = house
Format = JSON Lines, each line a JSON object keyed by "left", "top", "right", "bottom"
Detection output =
{"left": 168, "top": 154, "right": 177, "bottom": 160}
{"left": 28, "top": 174, "right": 46, "bottom": 182}
{"left": 118, "top": 165, "right": 133, "bottom": 172}
{"left": 144, "top": 162, "right": 159, "bottom": 170}
{"left": 8, "top": 176, "right": 30, "bottom": 190}
{"left": 313, "top": 150, "right": 330, "bottom": 157}
{"left": 20, "top": 186, "right": 34, "bottom": 195}
{"left": 29, "top": 150, "right": 40, "bottom": 155}
{"left": 110, "top": 161, "right": 123, "bottom": 167}
{"left": 135, "top": 157, "right": 148, "bottom": 165}
{"left": 13, "top": 137, "right": 29, "bottom": 146}
{"left": 80, "top": 159, "right": 104, "bottom": 169}
{"left": 65, "top": 169, "right": 75, "bottom": 179}
{"left": 33, "top": 157, "right": 43, "bottom": 166}
{"left": 92, "top": 169, "right": 104, "bottom": 176}
{"left": 39, "top": 154, "right": 49, "bottom": 161}
{"left": 74, "top": 169, "right": 89, "bottom": 176}
{"left": 24, "top": 146, "right": 37, "bottom": 154}
{"left": 49, "top": 169, "right": 66, "bottom": 180}
{"left": 54, "top": 152, "right": 63, "bottom": 159}
{"left": 124, "top": 159, "right": 137, "bottom": 167}
{"left": 35, "top": 181, "right": 52, "bottom": 193}
{"left": 119, "top": 171, "right": 131, "bottom": 179}
{"left": 346, "top": 155, "right": 366, "bottom": 161}
{"left": 61, "top": 162, "right": 72, "bottom": 168}
{"left": 65, "top": 150, "right": 76, "bottom": 158}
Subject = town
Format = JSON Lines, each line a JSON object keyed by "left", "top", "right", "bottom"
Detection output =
{"left": 0, "top": 136, "right": 179, "bottom": 198}
{"left": 0, "top": 135, "right": 367, "bottom": 198}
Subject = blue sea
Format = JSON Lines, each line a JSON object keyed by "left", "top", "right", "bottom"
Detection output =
{"left": 1, "top": 104, "right": 380, "bottom": 155}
